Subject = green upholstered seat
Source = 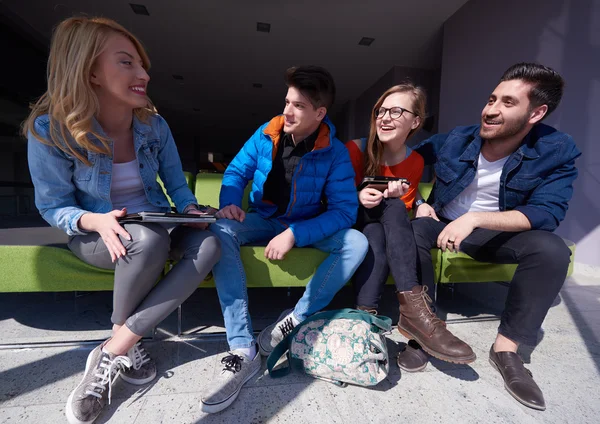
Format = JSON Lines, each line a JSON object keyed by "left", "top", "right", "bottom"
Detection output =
{"left": 437, "top": 239, "right": 575, "bottom": 283}
{"left": 157, "top": 171, "right": 195, "bottom": 208}
{"left": 193, "top": 174, "right": 440, "bottom": 287}
{"left": 0, "top": 227, "right": 114, "bottom": 292}
{"left": 0, "top": 174, "right": 576, "bottom": 293}
{"left": 0, "top": 245, "right": 114, "bottom": 292}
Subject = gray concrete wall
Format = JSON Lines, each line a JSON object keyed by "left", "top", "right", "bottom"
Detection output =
{"left": 440, "top": 0, "right": 600, "bottom": 268}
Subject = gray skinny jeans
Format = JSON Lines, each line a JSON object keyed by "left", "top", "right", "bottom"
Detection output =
{"left": 68, "top": 222, "right": 220, "bottom": 335}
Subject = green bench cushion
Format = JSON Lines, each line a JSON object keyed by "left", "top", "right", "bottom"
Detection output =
{"left": 157, "top": 171, "right": 195, "bottom": 208}
{"left": 437, "top": 239, "right": 576, "bottom": 283}
{"left": 0, "top": 245, "right": 114, "bottom": 292}
{"left": 0, "top": 176, "right": 574, "bottom": 293}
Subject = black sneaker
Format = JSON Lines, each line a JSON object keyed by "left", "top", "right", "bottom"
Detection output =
{"left": 257, "top": 309, "right": 298, "bottom": 357}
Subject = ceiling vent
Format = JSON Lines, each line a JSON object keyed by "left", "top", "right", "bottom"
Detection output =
{"left": 172, "top": 74, "right": 184, "bottom": 81}
{"left": 256, "top": 22, "right": 271, "bottom": 33}
{"left": 358, "top": 37, "right": 375, "bottom": 46}
{"left": 129, "top": 4, "right": 150, "bottom": 16}
{"left": 252, "top": 83, "right": 263, "bottom": 88}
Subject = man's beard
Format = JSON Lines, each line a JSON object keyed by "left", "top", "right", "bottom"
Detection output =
{"left": 480, "top": 113, "right": 530, "bottom": 142}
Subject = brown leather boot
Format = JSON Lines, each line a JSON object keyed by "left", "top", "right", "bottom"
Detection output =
{"left": 356, "top": 305, "right": 378, "bottom": 315}
{"left": 397, "top": 285, "right": 476, "bottom": 364}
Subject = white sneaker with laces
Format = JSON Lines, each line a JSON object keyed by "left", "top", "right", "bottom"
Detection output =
{"left": 200, "top": 350, "right": 261, "bottom": 413}
{"left": 257, "top": 308, "right": 299, "bottom": 357}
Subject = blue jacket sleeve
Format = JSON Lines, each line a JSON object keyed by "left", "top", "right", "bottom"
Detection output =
{"left": 219, "top": 126, "right": 262, "bottom": 209}
{"left": 27, "top": 119, "right": 88, "bottom": 236}
{"left": 514, "top": 139, "right": 581, "bottom": 231}
{"left": 289, "top": 144, "right": 358, "bottom": 247}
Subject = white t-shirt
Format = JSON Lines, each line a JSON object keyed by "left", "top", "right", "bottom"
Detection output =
{"left": 110, "top": 159, "right": 162, "bottom": 214}
{"left": 440, "top": 154, "right": 509, "bottom": 221}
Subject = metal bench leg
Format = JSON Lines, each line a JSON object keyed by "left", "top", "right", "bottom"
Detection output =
{"left": 178, "top": 304, "right": 183, "bottom": 337}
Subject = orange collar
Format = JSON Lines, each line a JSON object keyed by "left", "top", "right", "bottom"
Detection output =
{"left": 263, "top": 115, "right": 332, "bottom": 160}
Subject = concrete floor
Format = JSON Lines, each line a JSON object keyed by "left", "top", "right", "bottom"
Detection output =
{"left": 1, "top": 273, "right": 599, "bottom": 424}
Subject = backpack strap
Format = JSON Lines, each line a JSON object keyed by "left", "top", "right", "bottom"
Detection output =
{"left": 266, "top": 308, "right": 392, "bottom": 378}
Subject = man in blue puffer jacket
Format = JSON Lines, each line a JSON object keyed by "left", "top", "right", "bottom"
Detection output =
{"left": 202, "top": 66, "right": 368, "bottom": 413}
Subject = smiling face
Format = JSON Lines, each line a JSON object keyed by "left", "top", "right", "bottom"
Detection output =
{"left": 480, "top": 79, "right": 544, "bottom": 142}
{"left": 90, "top": 32, "right": 150, "bottom": 110}
{"left": 375, "top": 92, "right": 421, "bottom": 147}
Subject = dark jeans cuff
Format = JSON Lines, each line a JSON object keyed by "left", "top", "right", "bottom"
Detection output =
{"left": 498, "top": 323, "right": 539, "bottom": 346}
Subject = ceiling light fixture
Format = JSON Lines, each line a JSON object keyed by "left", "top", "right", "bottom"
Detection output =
{"left": 256, "top": 22, "right": 271, "bottom": 33}
{"left": 358, "top": 37, "right": 375, "bottom": 46}
{"left": 129, "top": 3, "right": 150, "bottom": 16}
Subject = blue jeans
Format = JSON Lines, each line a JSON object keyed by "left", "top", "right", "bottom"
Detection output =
{"left": 210, "top": 213, "right": 369, "bottom": 350}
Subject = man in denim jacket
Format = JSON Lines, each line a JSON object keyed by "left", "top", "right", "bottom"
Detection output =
{"left": 201, "top": 66, "right": 368, "bottom": 413}
{"left": 412, "top": 63, "right": 581, "bottom": 410}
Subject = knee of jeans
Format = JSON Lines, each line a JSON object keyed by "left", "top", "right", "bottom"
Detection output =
{"left": 127, "top": 224, "right": 170, "bottom": 260}
{"left": 346, "top": 229, "right": 369, "bottom": 258}
{"left": 524, "top": 231, "right": 571, "bottom": 267}
{"left": 209, "top": 220, "right": 241, "bottom": 244}
{"left": 383, "top": 197, "right": 408, "bottom": 213}
{"left": 198, "top": 235, "right": 221, "bottom": 267}
{"left": 411, "top": 218, "right": 436, "bottom": 247}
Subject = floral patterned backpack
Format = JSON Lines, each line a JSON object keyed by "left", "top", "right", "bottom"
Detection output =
{"left": 266, "top": 309, "right": 392, "bottom": 387}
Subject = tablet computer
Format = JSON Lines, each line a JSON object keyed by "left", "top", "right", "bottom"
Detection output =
{"left": 118, "top": 212, "right": 217, "bottom": 224}
{"left": 357, "top": 176, "right": 410, "bottom": 192}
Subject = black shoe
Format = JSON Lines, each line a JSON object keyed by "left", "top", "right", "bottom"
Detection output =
{"left": 397, "top": 340, "right": 428, "bottom": 372}
{"left": 489, "top": 345, "right": 546, "bottom": 411}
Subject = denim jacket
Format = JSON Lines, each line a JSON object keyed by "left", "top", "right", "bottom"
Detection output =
{"left": 28, "top": 113, "right": 197, "bottom": 236}
{"left": 414, "top": 124, "right": 581, "bottom": 231}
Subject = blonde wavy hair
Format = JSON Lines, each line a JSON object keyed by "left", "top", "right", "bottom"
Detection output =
{"left": 364, "top": 83, "right": 427, "bottom": 177}
{"left": 23, "top": 16, "right": 156, "bottom": 165}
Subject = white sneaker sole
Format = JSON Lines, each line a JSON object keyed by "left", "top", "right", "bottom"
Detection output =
{"left": 200, "top": 360, "right": 261, "bottom": 414}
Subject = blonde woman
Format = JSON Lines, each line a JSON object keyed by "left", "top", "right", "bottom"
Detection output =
{"left": 347, "top": 84, "right": 475, "bottom": 371}
{"left": 25, "top": 17, "right": 220, "bottom": 424}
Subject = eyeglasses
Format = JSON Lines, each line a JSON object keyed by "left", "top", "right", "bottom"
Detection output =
{"left": 375, "top": 106, "right": 418, "bottom": 120}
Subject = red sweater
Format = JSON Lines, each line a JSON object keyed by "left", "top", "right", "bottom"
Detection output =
{"left": 346, "top": 139, "right": 424, "bottom": 210}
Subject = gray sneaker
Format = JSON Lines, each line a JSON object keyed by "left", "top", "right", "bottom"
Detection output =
{"left": 200, "top": 350, "right": 261, "bottom": 413}
{"left": 257, "top": 309, "right": 297, "bottom": 357}
{"left": 120, "top": 342, "right": 157, "bottom": 385}
{"left": 65, "top": 342, "right": 132, "bottom": 424}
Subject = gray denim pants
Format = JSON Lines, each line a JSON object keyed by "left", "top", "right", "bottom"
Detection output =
{"left": 68, "top": 222, "right": 220, "bottom": 335}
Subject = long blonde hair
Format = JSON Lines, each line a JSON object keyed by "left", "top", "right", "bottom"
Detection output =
{"left": 364, "top": 83, "right": 427, "bottom": 177}
{"left": 23, "top": 16, "right": 156, "bottom": 165}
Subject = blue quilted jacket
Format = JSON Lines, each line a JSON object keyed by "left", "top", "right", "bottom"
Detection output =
{"left": 219, "top": 115, "right": 358, "bottom": 246}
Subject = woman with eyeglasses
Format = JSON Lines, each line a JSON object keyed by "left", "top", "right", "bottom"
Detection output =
{"left": 346, "top": 84, "right": 473, "bottom": 372}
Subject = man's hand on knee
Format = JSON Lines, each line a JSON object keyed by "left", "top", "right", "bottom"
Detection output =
{"left": 216, "top": 205, "right": 246, "bottom": 222}
{"left": 414, "top": 202, "right": 439, "bottom": 221}
{"left": 437, "top": 214, "right": 476, "bottom": 252}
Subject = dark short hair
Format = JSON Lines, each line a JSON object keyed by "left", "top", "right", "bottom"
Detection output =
{"left": 284, "top": 65, "right": 336, "bottom": 111}
{"left": 500, "top": 62, "right": 564, "bottom": 119}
